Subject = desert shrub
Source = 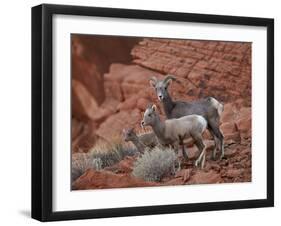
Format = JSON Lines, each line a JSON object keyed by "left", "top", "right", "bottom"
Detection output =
{"left": 89, "top": 136, "right": 137, "bottom": 168}
{"left": 71, "top": 153, "right": 100, "bottom": 182}
{"left": 72, "top": 136, "right": 137, "bottom": 182}
{"left": 132, "top": 147, "right": 177, "bottom": 182}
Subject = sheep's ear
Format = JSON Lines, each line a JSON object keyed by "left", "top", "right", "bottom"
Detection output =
{"left": 152, "top": 104, "right": 157, "bottom": 112}
{"left": 149, "top": 77, "right": 157, "bottom": 88}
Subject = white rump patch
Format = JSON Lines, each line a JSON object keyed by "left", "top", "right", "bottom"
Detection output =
{"left": 209, "top": 97, "right": 224, "bottom": 116}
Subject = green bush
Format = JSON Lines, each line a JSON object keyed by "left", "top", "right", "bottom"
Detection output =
{"left": 132, "top": 147, "right": 177, "bottom": 182}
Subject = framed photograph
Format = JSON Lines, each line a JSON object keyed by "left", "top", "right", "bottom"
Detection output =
{"left": 32, "top": 4, "right": 274, "bottom": 221}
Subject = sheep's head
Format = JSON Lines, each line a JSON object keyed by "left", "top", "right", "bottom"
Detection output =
{"left": 122, "top": 128, "right": 137, "bottom": 142}
{"left": 141, "top": 104, "right": 158, "bottom": 127}
{"left": 149, "top": 75, "right": 176, "bottom": 102}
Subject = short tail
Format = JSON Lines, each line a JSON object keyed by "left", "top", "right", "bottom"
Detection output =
{"left": 207, "top": 97, "right": 224, "bottom": 116}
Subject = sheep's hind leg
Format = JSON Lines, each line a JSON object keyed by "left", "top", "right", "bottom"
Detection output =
{"left": 209, "top": 118, "right": 224, "bottom": 160}
{"left": 192, "top": 134, "right": 206, "bottom": 169}
{"left": 208, "top": 128, "right": 218, "bottom": 160}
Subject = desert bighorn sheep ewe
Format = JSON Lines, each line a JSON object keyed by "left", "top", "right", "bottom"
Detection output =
{"left": 141, "top": 104, "right": 208, "bottom": 169}
{"left": 123, "top": 128, "right": 158, "bottom": 154}
{"left": 149, "top": 75, "right": 224, "bottom": 160}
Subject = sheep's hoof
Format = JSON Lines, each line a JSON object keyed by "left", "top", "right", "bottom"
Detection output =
{"left": 211, "top": 155, "right": 217, "bottom": 161}
{"left": 194, "top": 160, "right": 199, "bottom": 167}
{"left": 219, "top": 154, "right": 225, "bottom": 160}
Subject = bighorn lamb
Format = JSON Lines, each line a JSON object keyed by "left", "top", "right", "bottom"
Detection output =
{"left": 149, "top": 75, "right": 224, "bottom": 160}
{"left": 123, "top": 128, "right": 158, "bottom": 153}
{"left": 141, "top": 104, "right": 208, "bottom": 168}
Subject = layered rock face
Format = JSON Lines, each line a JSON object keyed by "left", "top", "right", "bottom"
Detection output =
{"left": 71, "top": 36, "right": 252, "bottom": 188}
{"left": 71, "top": 35, "right": 140, "bottom": 150}
{"left": 72, "top": 38, "right": 251, "bottom": 148}
{"left": 131, "top": 38, "right": 251, "bottom": 104}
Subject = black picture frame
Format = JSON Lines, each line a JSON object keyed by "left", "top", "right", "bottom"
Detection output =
{"left": 32, "top": 3, "right": 274, "bottom": 222}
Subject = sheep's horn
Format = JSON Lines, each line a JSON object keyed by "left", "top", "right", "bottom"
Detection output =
{"left": 163, "top": 75, "right": 176, "bottom": 84}
{"left": 149, "top": 76, "right": 157, "bottom": 84}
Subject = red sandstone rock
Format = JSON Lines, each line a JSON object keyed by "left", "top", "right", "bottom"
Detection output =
{"left": 117, "top": 96, "right": 138, "bottom": 111}
{"left": 235, "top": 107, "right": 251, "bottom": 139}
{"left": 175, "top": 169, "right": 192, "bottom": 182}
{"left": 90, "top": 108, "right": 113, "bottom": 124}
{"left": 95, "top": 111, "right": 142, "bottom": 141}
{"left": 189, "top": 170, "right": 221, "bottom": 184}
{"left": 224, "top": 132, "right": 241, "bottom": 145}
{"left": 72, "top": 80, "right": 99, "bottom": 121}
{"left": 186, "top": 146, "right": 199, "bottom": 160}
{"left": 104, "top": 156, "right": 136, "bottom": 174}
{"left": 205, "top": 162, "right": 221, "bottom": 172}
{"left": 236, "top": 117, "right": 251, "bottom": 134}
{"left": 104, "top": 80, "right": 124, "bottom": 102}
{"left": 132, "top": 39, "right": 251, "bottom": 103}
{"left": 221, "top": 103, "right": 238, "bottom": 124}
{"left": 221, "top": 122, "right": 237, "bottom": 135}
{"left": 164, "top": 177, "right": 185, "bottom": 186}
{"left": 105, "top": 63, "right": 162, "bottom": 100}
{"left": 238, "top": 107, "right": 251, "bottom": 119}
{"left": 72, "top": 42, "right": 105, "bottom": 106}
{"left": 137, "top": 98, "right": 150, "bottom": 111}
{"left": 224, "top": 149, "right": 237, "bottom": 158}
{"left": 225, "top": 169, "right": 243, "bottom": 179}
{"left": 72, "top": 169, "right": 158, "bottom": 190}
{"left": 71, "top": 119, "right": 97, "bottom": 153}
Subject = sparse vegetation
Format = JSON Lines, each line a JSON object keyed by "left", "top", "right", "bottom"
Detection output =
{"left": 72, "top": 136, "right": 137, "bottom": 182}
{"left": 72, "top": 153, "right": 97, "bottom": 182}
{"left": 90, "top": 136, "right": 136, "bottom": 168}
{"left": 132, "top": 147, "right": 177, "bottom": 182}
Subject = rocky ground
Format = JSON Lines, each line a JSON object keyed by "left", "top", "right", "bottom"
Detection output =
{"left": 72, "top": 145, "right": 251, "bottom": 190}
{"left": 71, "top": 35, "right": 252, "bottom": 189}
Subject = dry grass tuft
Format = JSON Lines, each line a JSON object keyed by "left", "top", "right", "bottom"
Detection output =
{"left": 71, "top": 153, "right": 98, "bottom": 182}
{"left": 89, "top": 135, "right": 136, "bottom": 168}
{"left": 72, "top": 135, "right": 137, "bottom": 182}
{"left": 132, "top": 147, "right": 177, "bottom": 182}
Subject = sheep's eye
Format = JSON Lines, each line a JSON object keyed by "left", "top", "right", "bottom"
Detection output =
{"left": 148, "top": 114, "right": 151, "bottom": 117}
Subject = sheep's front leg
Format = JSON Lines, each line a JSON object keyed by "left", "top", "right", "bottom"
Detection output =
{"left": 173, "top": 142, "right": 179, "bottom": 156}
{"left": 200, "top": 149, "right": 206, "bottom": 169}
{"left": 173, "top": 141, "right": 185, "bottom": 170}
{"left": 220, "top": 140, "right": 225, "bottom": 160}
{"left": 179, "top": 138, "right": 188, "bottom": 160}
{"left": 195, "top": 148, "right": 206, "bottom": 169}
